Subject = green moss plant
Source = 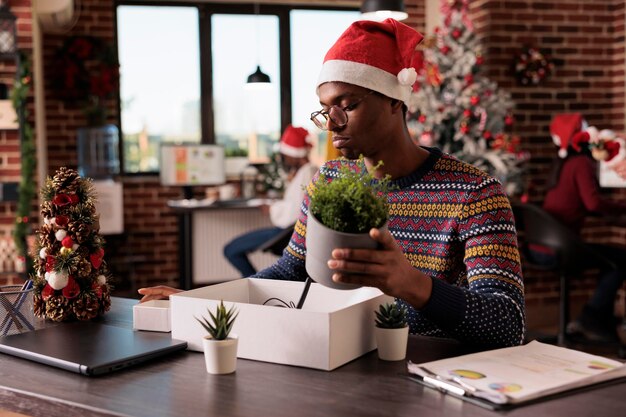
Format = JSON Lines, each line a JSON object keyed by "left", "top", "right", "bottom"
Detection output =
{"left": 309, "top": 158, "right": 391, "bottom": 234}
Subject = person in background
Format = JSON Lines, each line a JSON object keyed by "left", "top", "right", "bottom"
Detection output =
{"left": 223, "top": 125, "right": 318, "bottom": 277}
{"left": 140, "top": 19, "right": 525, "bottom": 349}
{"left": 540, "top": 113, "right": 626, "bottom": 343}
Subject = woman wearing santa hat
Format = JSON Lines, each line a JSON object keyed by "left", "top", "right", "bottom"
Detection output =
{"left": 223, "top": 125, "right": 318, "bottom": 277}
{"left": 542, "top": 113, "right": 626, "bottom": 343}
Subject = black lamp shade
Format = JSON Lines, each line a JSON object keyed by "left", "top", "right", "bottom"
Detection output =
{"left": 247, "top": 66, "right": 271, "bottom": 84}
{"left": 0, "top": 4, "right": 17, "bottom": 59}
{"left": 360, "top": 0, "right": 408, "bottom": 21}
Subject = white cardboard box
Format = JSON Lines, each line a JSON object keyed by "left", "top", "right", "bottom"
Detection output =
{"left": 133, "top": 300, "right": 171, "bottom": 332}
{"left": 170, "top": 278, "right": 392, "bottom": 371}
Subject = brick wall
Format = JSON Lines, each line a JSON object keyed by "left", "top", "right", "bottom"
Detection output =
{"left": 469, "top": 0, "right": 626, "bottom": 319}
{"left": 1, "top": 1, "right": 625, "bottom": 321}
{"left": 0, "top": 0, "right": 32, "bottom": 285}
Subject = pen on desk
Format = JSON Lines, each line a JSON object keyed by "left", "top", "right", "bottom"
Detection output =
{"left": 422, "top": 375, "right": 466, "bottom": 396}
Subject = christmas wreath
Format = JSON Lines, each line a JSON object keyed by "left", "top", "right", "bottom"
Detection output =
{"left": 513, "top": 47, "right": 554, "bottom": 86}
{"left": 54, "top": 36, "right": 119, "bottom": 125}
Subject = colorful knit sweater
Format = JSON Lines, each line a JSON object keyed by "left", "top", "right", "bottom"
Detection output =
{"left": 254, "top": 147, "right": 525, "bottom": 347}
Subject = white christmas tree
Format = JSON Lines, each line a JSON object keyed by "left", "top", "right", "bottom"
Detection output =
{"left": 407, "top": 0, "right": 528, "bottom": 195}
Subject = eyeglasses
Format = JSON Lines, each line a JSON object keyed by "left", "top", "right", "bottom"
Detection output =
{"left": 310, "top": 90, "right": 375, "bottom": 131}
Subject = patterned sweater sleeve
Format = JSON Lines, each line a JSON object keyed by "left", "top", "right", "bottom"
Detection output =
{"left": 420, "top": 177, "right": 526, "bottom": 347}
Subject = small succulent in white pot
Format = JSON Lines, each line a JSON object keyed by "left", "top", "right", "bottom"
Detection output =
{"left": 196, "top": 300, "right": 239, "bottom": 374}
{"left": 374, "top": 302, "right": 409, "bottom": 361}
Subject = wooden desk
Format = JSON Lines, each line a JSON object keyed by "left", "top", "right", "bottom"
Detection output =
{"left": 0, "top": 298, "right": 624, "bottom": 417}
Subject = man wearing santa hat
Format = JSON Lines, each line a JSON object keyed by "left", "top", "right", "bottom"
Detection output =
{"left": 139, "top": 19, "right": 525, "bottom": 348}
{"left": 542, "top": 113, "right": 626, "bottom": 343}
{"left": 223, "top": 125, "right": 318, "bottom": 277}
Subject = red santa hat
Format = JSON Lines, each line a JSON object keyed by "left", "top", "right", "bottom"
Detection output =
{"left": 316, "top": 18, "right": 424, "bottom": 103}
{"left": 550, "top": 113, "right": 585, "bottom": 158}
{"left": 279, "top": 125, "right": 312, "bottom": 158}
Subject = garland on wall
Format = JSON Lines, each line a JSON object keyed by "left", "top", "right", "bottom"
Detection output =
{"left": 11, "top": 53, "right": 35, "bottom": 275}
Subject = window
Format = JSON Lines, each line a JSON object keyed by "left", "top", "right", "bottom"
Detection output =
{"left": 212, "top": 14, "right": 280, "bottom": 162}
{"left": 116, "top": 3, "right": 358, "bottom": 174}
{"left": 117, "top": 6, "right": 200, "bottom": 173}
{"left": 290, "top": 10, "right": 360, "bottom": 164}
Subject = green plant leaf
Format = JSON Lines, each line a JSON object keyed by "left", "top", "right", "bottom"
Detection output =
{"left": 195, "top": 300, "right": 238, "bottom": 340}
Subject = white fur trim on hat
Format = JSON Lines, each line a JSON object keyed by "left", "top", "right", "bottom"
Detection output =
{"left": 279, "top": 142, "right": 308, "bottom": 158}
{"left": 317, "top": 59, "right": 412, "bottom": 103}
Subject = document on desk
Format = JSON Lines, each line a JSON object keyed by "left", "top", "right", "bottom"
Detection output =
{"left": 407, "top": 341, "right": 626, "bottom": 409}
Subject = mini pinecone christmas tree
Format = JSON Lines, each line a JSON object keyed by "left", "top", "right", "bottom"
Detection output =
{"left": 32, "top": 167, "right": 112, "bottom": 322}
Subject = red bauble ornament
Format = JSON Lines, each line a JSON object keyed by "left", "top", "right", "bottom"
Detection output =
{"left": 470, "top": 96, "right": 480, "bottom": 106}
{"left": 62, "top": 236, "right": 74, "bottom": 248}
{"left": 483, "top": 131, "right": 492, "bottom": 139}
{"left": 418, "top": 115, "right": 427, "bottom": 123}
{"left": 463, "top": 109, "right": 472, "bottom": 118}
{"left": 505, "top": 115, "right": 515, "bottom": 125}
{"left": 452, "top": 29, "right": 462, "bottom": 39}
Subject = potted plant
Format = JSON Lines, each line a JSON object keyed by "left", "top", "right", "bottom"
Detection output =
{"left": 305, "top": 159, "right": 391, "bottom": 290}
{"left": 224, "top": 147, "right": 250, "bottom": 178}
{"left": 195, "top": 300, "right": 239, "bottom": 374}
{"left": 374, "top": 302, "right": 409, "bottom": 361}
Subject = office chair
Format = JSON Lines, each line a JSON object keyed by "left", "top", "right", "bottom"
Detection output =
{"left": 512, "top": 203, "right": 617, "bottom": 346}
{"left": 256, "top": 225, "right": 295, "bottom": 256}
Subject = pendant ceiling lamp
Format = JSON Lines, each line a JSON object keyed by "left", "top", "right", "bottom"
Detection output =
{"left": 360, "top": 0, "right": 408, "bottom": 22}
{"left": 246, "top": 3, "right": 271, "bottom": 88}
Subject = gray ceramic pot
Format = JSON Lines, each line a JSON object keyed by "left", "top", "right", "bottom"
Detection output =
{"left": 305, "top": 212, "right": 387, "bottom": 290}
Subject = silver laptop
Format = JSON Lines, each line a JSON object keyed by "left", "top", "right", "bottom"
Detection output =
{"left": 0, "top": 321, "right": 187, "bottom": 376}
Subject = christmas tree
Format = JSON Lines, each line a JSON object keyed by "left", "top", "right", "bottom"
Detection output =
{"left": 32, "top": 167, "right": 111, "bottom": 322}
{"left": 407, "top": 0, "right": 528, "bottom": 195}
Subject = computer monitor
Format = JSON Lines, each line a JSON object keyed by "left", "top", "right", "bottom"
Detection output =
{"left": 159, "top": 144, "right": 226, "bottom": 198}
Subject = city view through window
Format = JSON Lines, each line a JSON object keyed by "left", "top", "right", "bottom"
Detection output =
{"left": 117, "top": 6, "right": 358, "bottom": 173}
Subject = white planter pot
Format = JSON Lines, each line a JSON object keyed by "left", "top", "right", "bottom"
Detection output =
{"left": 202, "top": 334, "right": 238, "bottom": 374}
{"left": 305, "top": 212, "right": 386, "bottom": 290}
{"left": 225, "top": 157, "right": 249, "bottom": 178}
{"left": 374, "top": 326, "right": 409, "bottom": 361}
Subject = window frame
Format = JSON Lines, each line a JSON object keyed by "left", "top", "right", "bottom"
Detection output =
{"left": 114, "top": 1, "right": 357, "bottom": 176}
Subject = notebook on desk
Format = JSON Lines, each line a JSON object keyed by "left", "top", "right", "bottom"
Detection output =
{"left": 0, "top": 321, "right": 187, "bottom": 376}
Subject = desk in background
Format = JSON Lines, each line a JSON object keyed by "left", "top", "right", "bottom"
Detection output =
{"left": 169, "top": 198, "right": 279, "bottom": 289}
{"left": 0, "top": 298, "right": 624, "bottom": 417}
